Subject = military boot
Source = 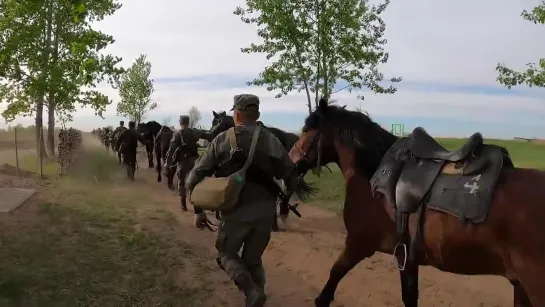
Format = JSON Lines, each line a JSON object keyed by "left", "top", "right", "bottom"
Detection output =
{"left": 249, "top": 265, "right": 266, "bottom": 291}
{"left": 180, "top": 197, "right": 188, "bottom": 211}
{"left": 129, "top": 164, "right": 136, "bottom": 180}
{"left": 235, "top": 272, "right": 267, "bottom": 307}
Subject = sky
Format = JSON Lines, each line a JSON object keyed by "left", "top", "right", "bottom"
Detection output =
{"left": 1, "top": 0, "right": 545, "bottom": 138}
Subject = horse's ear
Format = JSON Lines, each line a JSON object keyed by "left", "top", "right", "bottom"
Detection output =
{"left": 318, "top": 97, "right": 328, "bottom": 113}
{"left": 341, "top": 105, "right": 347, "bottom": 109}
{"left": 213, "top": 111, "right": 218, "bottom": 117}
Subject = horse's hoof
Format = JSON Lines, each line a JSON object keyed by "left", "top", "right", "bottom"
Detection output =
{"left": 157, "top": 177, "right": 162, "bottom": 182}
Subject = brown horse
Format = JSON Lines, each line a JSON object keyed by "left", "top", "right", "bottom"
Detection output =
{"left": 288, "top": 98, "right": 545, "bottom": 307}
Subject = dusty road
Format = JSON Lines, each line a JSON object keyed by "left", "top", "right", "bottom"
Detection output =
{"left": 119, "top": 142, "right": 512, "bottom": 307}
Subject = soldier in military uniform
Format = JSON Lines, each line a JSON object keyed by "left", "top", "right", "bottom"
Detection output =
{"left": 185, "top": 94, "right": 301, "bottom": 307}
{"left": 165, "top": 115, "right": 213, "bottom": 211}
{"left": 111, "top": 121, "right": 127, "bottom": 163}
{"left": 117, "top": 121, "right": 146, "bottom": 180}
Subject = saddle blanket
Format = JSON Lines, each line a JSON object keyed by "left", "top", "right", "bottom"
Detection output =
{"left": 371, "top": 137, "right": 513, "bottom": 224}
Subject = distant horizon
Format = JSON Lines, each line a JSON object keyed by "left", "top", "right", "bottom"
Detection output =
{"left": 3, "top": 122, "right": 543, "bottom": 141}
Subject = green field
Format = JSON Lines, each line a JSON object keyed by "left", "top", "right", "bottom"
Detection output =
{"left": 304, "top": 138, "right": 545, "bottom": 212}
{"left": 0, "top": 149, "right": 214, "bottom": 306}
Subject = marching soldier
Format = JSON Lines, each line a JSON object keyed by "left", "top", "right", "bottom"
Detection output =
{"left": 117, "top": 121, "right": 146, "bottom": 180}
{"left": 164, "top": 115, "right": 213, "bottom": 211}
{"left": 185, "top": 94, "right": 301, "bottom": 307}
{"left": 111, "top": 120, "right": 127, "bottom": 163}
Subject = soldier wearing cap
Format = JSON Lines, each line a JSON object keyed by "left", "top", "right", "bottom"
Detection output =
{"left": 165, "top": 115, "right": 213, "bottom": 211}
{"left": 185, "top": 94, "right": 301, "bottom": 307}
{"left": 116, "top": 121, "right": 146, "bottom": 180}
{"left": 111, "top": 120, "right": 127, "bottom": 163}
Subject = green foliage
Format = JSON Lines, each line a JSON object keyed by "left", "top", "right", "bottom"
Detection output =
{"left": 116, "top": 54, "right": 156, "bottom": 123}
{"left": 497, "top": 1, "right": 545, "bottom": 88}
{"left": 234, "top": 0, "right": 401, "bottom": 111}
{"left": 0, "top": 0, "right": 124, "bottom": 122}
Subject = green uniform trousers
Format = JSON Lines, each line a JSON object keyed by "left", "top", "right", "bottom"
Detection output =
{"left": 215, "top": 217, "right": 273, "bottom": 290}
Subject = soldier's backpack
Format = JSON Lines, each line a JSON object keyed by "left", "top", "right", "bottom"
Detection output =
{"left": 189, "top": 126, "right": 260, "bottom": 211}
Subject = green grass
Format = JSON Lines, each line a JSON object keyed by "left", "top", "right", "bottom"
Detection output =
{"left": 305, "top": 138, "right": 545, "bottom": 212}
{"left": 0, "top": 149, "right": 212, "bottom": 306}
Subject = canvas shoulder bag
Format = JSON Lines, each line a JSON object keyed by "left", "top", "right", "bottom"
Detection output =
{"left": 189, "top": 126, "right": 261, "bottom": 211}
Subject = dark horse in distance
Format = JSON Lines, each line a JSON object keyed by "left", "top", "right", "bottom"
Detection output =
{"left": 137, "top": 121, "right": 162, "bottom": 168}
{"left": 211, "top": 110, "right": 301, "bottom": 231}
{"left": 289, "top": 98, "right": 545, "bottom": 307}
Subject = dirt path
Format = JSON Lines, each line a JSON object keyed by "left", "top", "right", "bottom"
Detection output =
{"left": 96, "top": 138, "right": 513, "bottom": 307}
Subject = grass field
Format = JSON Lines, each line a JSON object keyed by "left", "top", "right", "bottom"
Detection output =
{"left": 0, "top": 148, "right": 213, "bottom": 306}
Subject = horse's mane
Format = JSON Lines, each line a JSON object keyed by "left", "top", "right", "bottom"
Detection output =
{"left": 304, "top": 98, "right": 398, "bottom": 175}
{"left": 260, "top": 123, "right": 298, "bottom": 149}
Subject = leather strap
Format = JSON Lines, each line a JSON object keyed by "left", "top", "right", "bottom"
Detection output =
{"left": 226, "top": 127, "right": 261, "bottom": 172}
{"left": 241, "top": 127, "right": 261, "bottom": 171}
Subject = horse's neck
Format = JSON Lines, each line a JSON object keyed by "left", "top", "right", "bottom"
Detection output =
{"left": 333, "top": 139, "right": 396, "bottom": 247}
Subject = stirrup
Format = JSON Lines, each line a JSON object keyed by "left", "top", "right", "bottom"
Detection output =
{"left": 392, "top": 242, "right": 408, "bottom": 271}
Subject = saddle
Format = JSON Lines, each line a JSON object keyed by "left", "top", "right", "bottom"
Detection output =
{"left": 371, "top": 127, "right": 513, "bottom": 271}
{"left": 408, "top": 127, "right": 483, "bottom": 162}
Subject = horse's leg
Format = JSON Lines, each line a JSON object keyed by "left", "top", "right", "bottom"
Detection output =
{"left": 511, "top": 280, "right": 533, "bottom": 307}
{"left": 156, "top": 160, "right": 162, "bottom": 182}
{"left": 167, "top": 167, "right": 175, "bottom": 190}
{"left": 400, "top": 263, "right": 419, "bottom": 307}
{"left": 271, "top": 211, "right": 280, "bottom": 232}
{"left": 315, "top": 235, "right": 369, "bottom": 307}
{"left": 278, "top": 199, "right": 290, "bottom": 222}
{"left": 147, "top": 143, "right": 154, "bottom": 168}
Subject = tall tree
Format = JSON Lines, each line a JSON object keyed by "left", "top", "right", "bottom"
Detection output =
{"left": 116, "top": 54, "right": 156, "bottom": 123}
{"left": 187, "top": 106, "right": 201, "bottom": 128}
{"left": 0, "top": 0, "right": 53, "bottom": 158}
{"left": 497, "top": 2, "right": 545, "bottom": 88}
{"left": 234, "top": 0, "right": 401, "bottom": 113}
{"left": 0, "top": 0, "right": 124, "bottom": 156}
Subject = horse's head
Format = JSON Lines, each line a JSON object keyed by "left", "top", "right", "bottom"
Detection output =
{"left": 288, "top": 98, "right": 339, "bottom": 177}
{"left": 136, "top": 122, "right": 147, "bottom": 134}
{"left": 147, "top": 121, "right": 162, "bottom": 135}
{"left": 210, "top": 111, "right": 234, "bottom": 138}
{"left": 211, "top": 111, "right": 226, "bottom": 127}
{"left": 289, "top": 97, "right": 395, "bottom": 178}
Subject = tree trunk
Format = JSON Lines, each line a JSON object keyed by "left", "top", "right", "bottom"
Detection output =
{"left": 47, "top": 101, "right": 55, "bottom": 156}
{"left": 314, "top": 0, "right": 322, "bottom": 109}
{"left": 35, "top": 97, "right": 48, "bottom": 160}
{"left": 46, "top": 8, "right": 61, "bottom": 157}
{"left": 35, "top": 0, "right": 53, "bottom": 160}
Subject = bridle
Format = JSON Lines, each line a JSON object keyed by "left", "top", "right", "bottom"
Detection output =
{"left": 210, "top": 115, "right": 231, "bottom": 137}
{"left": 292, "top": 129, "right": 323, "bottom": 177}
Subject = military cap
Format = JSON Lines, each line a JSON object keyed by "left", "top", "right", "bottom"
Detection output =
{"left": 231, "top": 94, "right": 260, "bottom": 111}
{"left": 119, "top": 120, "right": 124, "bottom": 125}
{"left": 179, "top": 115, "right": 190, "bottom": 124}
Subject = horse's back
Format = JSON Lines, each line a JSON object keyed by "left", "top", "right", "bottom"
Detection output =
{"left": 423, "top": 167, "right": 545, "bottom": 276}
